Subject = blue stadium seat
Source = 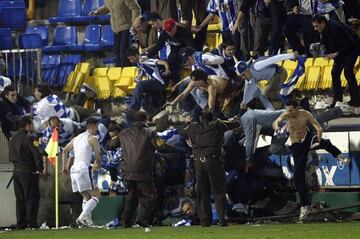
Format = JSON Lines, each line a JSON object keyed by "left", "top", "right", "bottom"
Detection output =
{"left": 49, "top": 0, "right": 81, "bottom": 23}
{"left": 43, "top": 26, "right": 77, "bottom": 53}
{"left": 100, "top": 25, "right": 114, "bottom": 50}
{"left": 62, "top": 54, "right": 82, "bottom": 64}
{"left": 73, "top": 0, "right": 105, "bottom": 23}
{"left": 57, "top": 63, "right": 76, "bottom": 86}
{"left": 0, "top": 7, "right": 26, "bottom": 30}
{"left": 84, "top": 24, "right": 102, "bottom": 51}
{"left": 103, "top": 57, "right": 115, "bottom": 65}
{"left": 68, "top": 25, "right": 101, "bottom": 51}
{"left": 25, "top": 26, "right": 49, "bottom": 47}
{"left": 18, "top": 34, "right": 42, "bottom": 49}
{"left": 41, "top": 55, "right": 61, "bottom": 85}
{"left": 0, "top": 28, "right": 12, "bottom": 50}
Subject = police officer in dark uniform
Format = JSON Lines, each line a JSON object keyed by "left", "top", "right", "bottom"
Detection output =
{"left": 119, "top": 111, "right": 180, "bottom": 227}
{"left": 8, "top": 116, "right": 44, "bottom": 229}
{"left": 185, "top": 110, "right": 240, "bottom": 227}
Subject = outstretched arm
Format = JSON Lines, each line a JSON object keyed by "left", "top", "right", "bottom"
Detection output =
{"left": 253, "top": 53, "right": 297, "bottom": 71}
{"left": 272, "top": 112, "right": 288, "bottom": 131}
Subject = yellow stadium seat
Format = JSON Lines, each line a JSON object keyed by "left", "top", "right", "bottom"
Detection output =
{"left": 328, "top": 59, "right": 334, "bottom": 66}
{"left": 313, "top": 57, "right": 329, "bottom": 67}
{"left": 304, "top": 58, "right": 313, "bottom": 68}
{"left": 206, "top": 32, "right": 220, "bottom": 49}
{"left": 318, "top": 65, "right": 332, "bottom": 90}
{"left": 77, "top": 63, "right": 90, "bottom": 75}
{"left": 95, "top": 76, "right": 111, "bottom": 99}
{"left": 283, "top": 60, "right": 297, "bottom": 71}
{"left": 93, "top": 67, "right": 108, "bottom": 76}
{"left": 356, "top": 56, "right": 360, "bottom": 67}
{"left": 114, "top": 66, "right": 137, "bottom": 92}
{"left": 111, "top": 87, "right": 127, "bottom": 98}
{"left": 69, "top": 72, "right": 86, "bottom": 93}
{"left": 108, "top": 67, "right": 122, "bottom": 81}
{"left": 340, "top": 70, "right": 348, "bottom": 88}
{"left": 356, "top": 68, "right": 360, "bottom": 85}
{"left": 207, "top": 15, "right": 221, "bottom": 31}
{"left": 284, "top": 68, "right": 294, "bottom": 83}
{"left": 303, "top": 66, "right": 321, "bottom": 90}
{"left": 295, "top": 68, "right": 308, "bottom": 90}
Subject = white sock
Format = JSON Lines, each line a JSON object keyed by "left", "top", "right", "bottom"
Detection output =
{"left": 79, "top": 197, "right": 99, "bottom": 220}
{"left": 254, "top": 53, "right": 296, "bottom": 71}
{"left": 82, "top": 200, "right": 87, "bottom": 210}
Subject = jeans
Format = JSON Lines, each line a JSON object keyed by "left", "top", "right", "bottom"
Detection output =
{"left": 129, "top": 79, "right": 166, "bottom": 113}
{"left": 114, "top": 30, "right": 131, "bottom": 67}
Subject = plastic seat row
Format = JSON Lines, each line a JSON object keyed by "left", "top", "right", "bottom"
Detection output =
{"left": 42, "top": 54, "right": 82, "bottom": 86}
{"left": 43, "top": 25, "right": 114, "bottom": 53}
{"left": 282, "top": 65, "right": 360, "bottom": 91}
{"left": 49, "top": 0, "right": 110, "bottom": 24}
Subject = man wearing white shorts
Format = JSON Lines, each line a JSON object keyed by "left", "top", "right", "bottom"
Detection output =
{"left": 62, "top": 118, "right": 101, "bottom": 227}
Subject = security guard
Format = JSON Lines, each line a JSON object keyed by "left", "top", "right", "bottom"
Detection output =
{"left": 119, "top": 111, "right": 179, "bottom": 227}
{"left": 185, "top": 110, "right": 240, "bottom": 227}
{"left": 8, "top": 116, "right": 44, "bottom": 229}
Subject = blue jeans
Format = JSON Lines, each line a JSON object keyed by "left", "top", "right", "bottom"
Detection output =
{"left": 129, "top": 79, "right": 166, "bottom": 113}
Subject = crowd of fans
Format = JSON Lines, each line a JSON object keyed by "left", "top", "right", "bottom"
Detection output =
{"left": 2, "top": 0, "right": 360, "bottom": 229}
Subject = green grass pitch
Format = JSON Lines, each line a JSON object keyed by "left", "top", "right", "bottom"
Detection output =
{"left": 1, "top": 222, "right": 360, "bottom": 239}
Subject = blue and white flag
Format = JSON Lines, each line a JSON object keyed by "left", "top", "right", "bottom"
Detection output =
{"left": 280, "top": 56, "right": 307, "bottom": 100}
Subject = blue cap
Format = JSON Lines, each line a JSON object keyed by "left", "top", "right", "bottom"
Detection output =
{"left": 235, "top": 61, "right": 249, "bottom": 75}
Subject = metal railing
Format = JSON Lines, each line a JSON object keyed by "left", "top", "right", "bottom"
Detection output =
{"left": 1, "top": 48, "right": 42, "bottom": 96}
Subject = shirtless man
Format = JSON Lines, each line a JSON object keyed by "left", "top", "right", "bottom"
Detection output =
{"left": 169, "top": 69, "right": 232, "bottom": 115}
{"left": 273, "top": 99, "right": 349, "bottom": 220}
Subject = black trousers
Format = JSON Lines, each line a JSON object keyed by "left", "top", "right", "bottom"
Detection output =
{"left": 194, "top": 155, "right": 226, "bottom": 225}
{"left": 283, "top": 15, "right": 316, "bottom": 56}
{"left": 269, "top": 0, "right": 286, "bottom": 55}
{"left": 13, "top": 170, "right": 40, "bottom": 229}
{"left": 114, "top": 30, "right": 131, "bottom": 67}
{"left": 122, "top": 180, "right": 156, "bottom": 227}
{"left": 331, "top": 53, "right": 360, "bottom": 104}
{"left": 289, "top": 132, "right": 341, "bottom": 206}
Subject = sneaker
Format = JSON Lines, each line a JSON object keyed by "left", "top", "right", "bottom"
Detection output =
{"left": 76, "top": 217, "right": 87, "bottom": 227}
{"left": 299, "top": 205, "right": 311, "bottom": 221}
{"left": 337, "top": 155, "right": 351, "bottom": 165}
{"left": 84, "top": 217, "right": 95, "bottom": 227}
{"left": 335, "top": 101, "right": 355, "bottom": 115}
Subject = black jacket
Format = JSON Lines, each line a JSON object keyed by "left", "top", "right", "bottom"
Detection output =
{"left": 147, "top": 26, "right": 193, "bottom": 57}
{"left": 0, "top": 96, "right": 31, "bottom": 139}
{"left": 9, "top": 129, "right": 43, "bottom": 173}
{"left": 319, "top": 20, "right": 360, "bottom": 61}
{"left": 119, "top": 122, "right": 178, "bottom": 181}
{"left": 185, "top": 119, "right": 240, "bottom": 158}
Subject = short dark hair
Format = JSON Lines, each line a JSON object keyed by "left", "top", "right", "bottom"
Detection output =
{"left": 285, "top": 99, "right": 299, "bottom": 108}
{"left": 181, "top": 198, "right": 195, "bottom": 208}
{"left": 200, "top": 109, "right": 214, "bottom": 121}
{"left": 36, "top": 85, "right": 51, "bottom": 98}
{"left": 86, "top": 117, "right": 98, "bottom": 127}
{"left": 312, "top": 14, "right": 327, "bottom": 23}
{"left": 221, "top": 39, "right": 235, "bottom": 48}
{"left": 126, "top": 46, "right": 139, "bottom": 57}
{"left": 132, "top": 111, "right": 148, "bottom": 123}
{"left": 146, "top": 12, "right": 162, "bottom": 21}
{"left": 48, "top": 116, "right": 60, "bottom": 124}
{"left": 190, "top": 69, "right": 208, "bottom": 82}
{"left": 3, "top": 85, "right": 16, "bottom": 95}
{"left": 108, "top": 124, "right": 122, "bottom": 133}
{"left": 19, "top": 116, "right": 33, "bottom": 128}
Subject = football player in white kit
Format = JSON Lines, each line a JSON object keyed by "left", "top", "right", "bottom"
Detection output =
{"left": 61, "top": 118, "right": 101, "bottom": 227}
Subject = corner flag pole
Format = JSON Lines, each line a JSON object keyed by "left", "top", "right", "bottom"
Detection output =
{"left": 55, "top": 152, "right": 59, "bottom": 229}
